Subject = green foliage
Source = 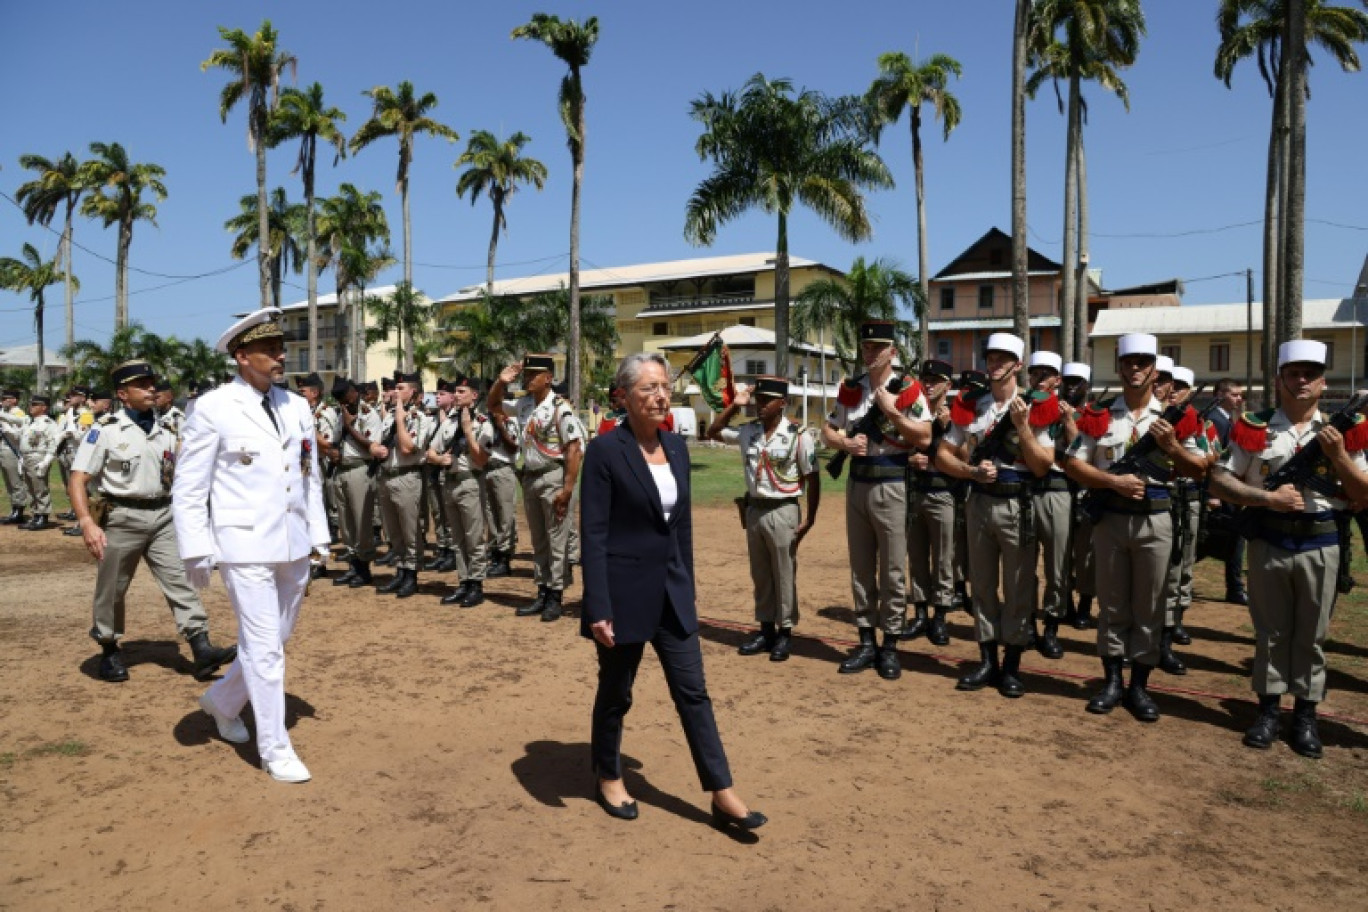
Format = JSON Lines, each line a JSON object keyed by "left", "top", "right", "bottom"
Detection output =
{"left": 1027, "top": 0, "right": 1146, "bottom": 111}
{"left": 510, "top": 14, "right": 600, "bottom": 153}
{"left": 315, "top": 183, "right": 392, "bottom": 292}
{"left": 1215, "top": 0, "right": 1368, "bottom": 94}
{"left": 792, "top": 257, "right": 922, "bottom": 369}
{"left": 223, "top": 186, "right": 306, "bottom": 306}
{"left": 865, "top": 52, "right": 964, "bottom": 143}
{"left": 15, "top": 152, "right": 88, "bottom": 230}
{"left": 201, "top": 20, "right": 296, "bottom": 142}
{"left": 350, "top": 80, "right": 458, "bottom": 192}
{"left": 61, "top": 323, "right": 230, "bottom": 390}
{"left": 79, "top": 141, "right": 167, "bottom": 229}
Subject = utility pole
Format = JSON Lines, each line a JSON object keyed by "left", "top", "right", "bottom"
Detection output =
{"left": 1246, "top": 268, "right": 1254, "bottom": 392}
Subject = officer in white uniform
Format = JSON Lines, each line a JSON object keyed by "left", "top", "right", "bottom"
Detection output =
{"left": 172, "top": 308, "right": 330, "bottom": 784}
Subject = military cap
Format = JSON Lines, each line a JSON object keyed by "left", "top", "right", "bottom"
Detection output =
{"left": 859, "top": 320, "right": 897, "bottom": 343}
{"left": 381, "top": 377, "right": 396, "bottom": 392}
{"left": 753, "top": 375, "right": 789, "bottom": 399}
{"left": 216, "top": 306, "right": 284, "bottom": 354}
{"left": 1279, "top": 339, "right": 1327, "bottom": 368}
{"left": 30, "top": 394, "right": 51, "bottom": 406}
{"left": 111, "top": 360, "right": 157, "bottom": 387}
{"left": 154, "top": 378, "right": 173, "bottom": 392}
{"left": 959, "top": 370, "right": 989, "bottom": 393}
{"left": 393, "top": 370, "right": 421, "bottom": 385}
{"left": 186, "top": 378, "right": 206, "bottom": 397}
{"left": 361, "top": 380, "right": 379, "bottom": 393}
{"left": 89, "top": 389, "right": 112, "bottom": 401}
{"left": 295, "top": 372, "right": 324, "bottom": 390}
{"left": 919, "top": 359, "right": 954, "bottom": 381}
{"left": 71, "top": 385, "right": 92, "bottom": 397}
{"left": 434, "top": 378, "right": 453, "bottom": 394}
{"left": 2, "top": 389, "right": 22, "bottom": 399}
{"left": 552, "top": 381, "right": 569, "bottom": 397}
{"left": 330, "top": 377, "right": 354, "bottom": 399}
{"left": 454, "top": 375, "right": 481, "bottom": 393}
{"left": 522, "top": 353, "right": 555, "bottom": 375}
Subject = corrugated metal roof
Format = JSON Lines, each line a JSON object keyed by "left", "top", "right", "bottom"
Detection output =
{"left": 928, "top": 316, "right": 1062, "bottom": 331}
{"left": 934, "top": 270, "right": 1058, "bottom": 281}
{"left": 657, "top": 324, "right": 835, "bottom": 356}
{"left": 1091, "top": 299, "right": 1362, "bottom": 337}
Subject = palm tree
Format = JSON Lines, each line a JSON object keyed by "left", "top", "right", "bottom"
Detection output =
{"left": 865, "top": 52, "right": 963, "bottom": 360}
{"left": 61, "top": 323, "right": 179, "bottom": 389}
{"left": 454, "top": 130, "right": 549, "bottom": 292}
{"left": 0, "top": 244, "right": 77, "bottom": 391}
{"left": 512, "top": 13, "right": 600, "bottom": 404}
{"left": 269, "top": 82, "right": 347, "bottom": 372}
{"left": 167, "top": 337, "right": 231, "bottom": 388}
{"left": 1216, "top": 0, "right": 1368, "bottom": 401}
{"left": 79, "top": 141, "right": 167, "bottom": 328}
{"left": 224, "top": 187, "right": 306, "bottom": 309}
{"left": 442, "top": 292, "right": 518, "bottom": 381}
{"left": 15, "top": 152, "right": 88, "bottom": 354}
{"left": 350, "top": 80, "right": 457, "bottom": 370}
{"left": 1030, "top": 0, "right": 1145, "bottom": 361}
{"left": 365, "top": 283, "right": 432, "bottom": 373}
{"left": 1012, "top": 0, "right": 1032, "bottom": 353}
{"left": 316, "top": 183, "right": 392, "bottom": 377}
{"left": 513, "top": 286, "right": 619, "bottom": 385}
{"left": 685, "top": 73, "right": 894, "bottom": 379}
{"left": 202, "top": 20, "right": 296, "bottom": 310}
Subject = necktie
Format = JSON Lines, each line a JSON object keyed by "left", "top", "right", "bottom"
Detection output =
{"left": 261, "top": 393, "right": 280, "bottom": 435}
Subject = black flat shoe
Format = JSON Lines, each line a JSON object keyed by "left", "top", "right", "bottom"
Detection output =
{"left": 711, "top": 801, "right": 766, "bottom": 831}
{"left": 594, "top": 785, "right": 639, "bottom": 820}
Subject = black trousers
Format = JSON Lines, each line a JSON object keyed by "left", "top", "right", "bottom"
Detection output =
{"left": 590, "top": 609, "right": 733, "bottom": 792}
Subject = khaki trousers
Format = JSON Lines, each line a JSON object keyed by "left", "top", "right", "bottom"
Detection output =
{"left": 845, "top": 480, "right": 907, "bottom": 635}
{"left": 1072, "top": 508, "right": 1096, "bottom": 598}
{"left": 483, "top": 462, "right": 518, "bottom": 555}
{"left": 443, "top": 471, "right": 488, "bottom": 581}
{"left": 425, "top": 467, "right": 452, "bottom": 550}
{"left": 1094, "top": 510, "right": 1171, "bottom": 665}
{"left": 1163, "top": 497, "right": 1202, "bottom": 625}
{"left": 1032, "top": 487, "right": 1073, "bottom": 620}
{"left": 746, "top": 499, "right": 801, "bottom": 629}
{"left": 57, "top": 445, "right": 74, "bottom": 495}
{"left": 966, "top": 491, "right": 1035, "bottom": 647}
{"left": 334, "top": 463, "right": 377, "bottom": 562}
{"left": 1247, "top": 538, "right": 1339, "bottom": 701}
{"left": 522, "top": 465, "right": 571, "bottom": 592}
{"left": 907, "top": 488, "right": 956, "bottom": 608}
{"left": 90, "top": 503, "right": 208, "bottom": 644}
{"left": 378, "top": 470, "right": 424, "bottom": 570}
{"left": 22, "top": 455, "right": 51, "bottom": 514}
{"left": 0, "top": 443, "right": 27, "bottom": 508}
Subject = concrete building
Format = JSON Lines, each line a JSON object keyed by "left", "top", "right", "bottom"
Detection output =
{"left": 270, "top": 285, "right": 432, "bottom": 385}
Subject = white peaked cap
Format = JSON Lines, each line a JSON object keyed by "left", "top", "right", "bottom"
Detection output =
{"left": 985, "top": 332, "right": 1025, "bottom": 359}
{"left": 216, "top": 307, "right": 284, "bottom": 354}
{"left": 1156, "top": 355, "right": 1174, "bottom": 375}
{"left": 1171, "top": 366, "right": 1195, "bottom": 387}
{"left": 1029, "top": 351, "right": 1063, "bottom": 372}
{"left": 1063, "top": 361, "right": 1091, "bottom": 381}
{"left": 1278, "top": 339, "right": 1328, "bottom": 368}
{"left": 1117, "top": 333, "right": 1158, "bottom": 359}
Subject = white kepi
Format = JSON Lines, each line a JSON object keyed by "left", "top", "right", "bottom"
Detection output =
{"left": 216, "top": 307, "right": 285, "bottom": 354}
{"left": 1171, "top": 366, "right": 1195, "bottom": 387}
{"left": 986, "top": 332, "right": 1025, "bottom": 360}
{"left": 1029, "top": 351, "right": 1063, "bottom": 373}
{"left": 1156, "top": 355, "right": 1174, "bottom": 376}
{"left": 1278, "top": 339, "right": 1328, "bottom": 368}
{"left": 1063, "top": 361, "right": 1092, "bottom": 381}
{"left": 1117, "top": 333, "right": 1158, "bottom": 359}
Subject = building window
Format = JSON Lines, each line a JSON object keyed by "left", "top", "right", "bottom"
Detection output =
{"left": 940, "top": 288, "right": 954, "bottom": 311}
{"left": 1160, "top": 341, "right": 1181, "bottom": 363}
{"left": 744, "top": 359, "right": 767, "bottom": 376}
{"left": 739, "top": 316, "right": 755, "bottom": 327}
{"left": 936, "top": 339, "right": 952, "bottom": 360}
{"left": 978, "top": 285, "right": 994, "bottom": 310}
{"left": 1209, "top": 342, "right": 1230, "bottom": 372}
{"left": 651, "top": 321, "right": 668, "bottom": 336}
{"left": 1309, "top": 337, "right": 1335, "bottom": 369}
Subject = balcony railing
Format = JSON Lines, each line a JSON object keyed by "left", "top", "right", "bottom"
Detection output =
{"left": 645, "top": 291, "right": 757, "bottom": 312}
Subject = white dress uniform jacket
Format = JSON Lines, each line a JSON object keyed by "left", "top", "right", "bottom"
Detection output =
{"left": 173, "top": 377, "right": 330, "bottom": 563}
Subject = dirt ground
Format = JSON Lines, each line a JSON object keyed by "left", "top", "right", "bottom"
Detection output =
{"left": 3, "top": 494, "right": 1368, "bottom": 911}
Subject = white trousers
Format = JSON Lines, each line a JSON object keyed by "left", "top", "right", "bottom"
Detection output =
{"left": 205, "top": 559, "right": 310, "bottom": 764}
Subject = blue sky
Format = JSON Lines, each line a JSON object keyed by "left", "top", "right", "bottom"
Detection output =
{"left": 2, "top": 0, "right": 1366, "bottom": 353}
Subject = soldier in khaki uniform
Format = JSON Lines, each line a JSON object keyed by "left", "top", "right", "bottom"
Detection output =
{"left": 1157, "top": 364, "right": 1205, "bottom": 676}
{"left": 1209, "top": 340, "right": 1368, "bottom": 759}
{"left": 428, "top": 375, "right": 493, "bottom": 608}
{"left": 1023, "top": 350, "right": 1074, "bottom": 661}
{"left": 155, "top": 379, "right": 185, "bottom": 441}
{"left": 1059, "top": 362, "right": 1095, "bottom": 629}
{"left": 329, "top": 378, "right": 383, "bottom": 588}
{"left": 1063, "top": 333, "right": 1207, "bottom": 722}
{"left": 489, "top": 354, "right": 584, "bottom": 622}
{"left": 707, "top": 375, "right": 821, "bottom": 663}
{"left": 68, "top": 361, "right": 236, "bottom": 683}
{"left": 18, "top": 394, "right": 60, "bottom": 530}
{"left": 482, "top": 404, "right": 520, "bottom": 578}
{"left": 904, "top": 359, "right": 956, "bottom": 646}
{"left": 0, "top": 388, "right": 30, "bottom": 524}
{"left": 55, "top": 386, "right": 92, "bottom": 524}
{"left": 370, "top": 371, "right": 434, "bottom": 598}
{"left": 821, "top": 320, "right": 932, "bottom": 681}
{"left": 422, "top": 381, "right": 460, "bottom": 573}
{"left": 295, "top": 372, "right": 339, "bottom": 578}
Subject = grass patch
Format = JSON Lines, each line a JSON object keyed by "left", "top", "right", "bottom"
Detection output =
{"left": 26, "top": 739, "right": 90, "bottom": 760}
{"left": 0, "top": 752, "right": 16, "bottom": 770}
{"left": 1343, "top": 791, "right": 1368, "bottom": 814}
{"left": 686, "top": 442, "right": 847, "bottom": 507}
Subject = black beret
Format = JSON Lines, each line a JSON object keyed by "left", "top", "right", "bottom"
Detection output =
{"left": 381, "top": 377, "right": 396, "bottom": 391}
{"left": 330, "top": 377, "right": 353, "bottom": 399}
{"left": 30, "top": 394, "right": 50, "bottom": 405}
{"left": 154, "top": 378, "right": 173, "bottom": 392}
{"left": 393, "top": 370, "right": 421, "bottom": 384}
{"left": 89, "top": 389, "right": 112, "bottom": 400}
{"left": 295, "top": 372, "right": 324, "bottom": 390}
{"left": 958, "top": 370, "right": 989, "bottom": 393}
{"left": 454, "top": 375, "right": 480, "bottom": 393}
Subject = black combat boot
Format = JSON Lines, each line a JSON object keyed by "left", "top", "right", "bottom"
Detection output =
{"left": 21, "top": 513, "right": 53, "bottom": 530}
{"left": 902, "top": 603, "right": 930, "bottom": 641}
{"left": 1, "top": 507, "right": 25, "bottom": 525}
{"left": 953, "top": 581, "right": 969, "bottom": 612}
{"left": 435, "top": 549, "right": 458, "bottom": 573}
{"left": 1288, "top": 698, "right": 1323, "bottom": 759}
{"left": 1242, "top": 694, "right": 1282, "bottom": 749}
{"left": 395, "top": 568, "right": 419, "bottom": 599}
{"left": 56, "top": 509, "right": 76, "bottom": 521}
{"left": 1038, "top": 617, "right": 1064, "bottom": 660}
{"left": 738, "top": 622, "right": 776, "bottom": 656}
{"left": 459, "top": 580, "right": 485, "bottom": 608}
{"left": 375, "top": 549, "right": 397, "bottom": 567}
{"left": 98, "top": 643, "right": 129, "bottom": 683}
{"left": 927, "top": 606, "right": 951, "bottom": 646}
{"left": 486, "top": 550, "right": 511, "bottom": 578}
{"left": 770, "top": 628, "right": 792, "bottom": 662}
{"left": 1158, "top": 627, "right": 1188, "bottom": 676}
{"left": 377, "top": 570, "right": 405, "bottom": 594}
{"left": 332, "top": 561, "right": 358, "bottom": 586}
{"left": 1086, "top": 657, "right": 1125, "bottom": 714}
{"left": 1061, "top": 592, "right": 1080, "bottom": 628}
{"left": 347, "top": 560, "right": 373, "bottom": 588}
{"left": 998, "top": 645, "right": 1025, "bottom": 698}
{"left": 188, "top": 632, "right": 237, "bottom": 681}
{"left": 423, "top": 550, "right": 445, "bottom": 571}
{"left": 876, "top": 631, "right": 902, "bottom": 681}
{"left": 956, "top": 641, "right": 1001, "bottom": 691}
{"left": 517, "top": 587, "right": 550, "bottom": 617}
{"left": 441, "top": 580, "right": 472, "bottom": 606}
{"left": 1171, "top": 607, "right": 1192, "bottom": 645}
{"left": 540, "top": 589, "right": 563, "bottom": 622}
{"left": 1123, "top": 662, "right": 1160, "bottom": 722}
{"left": 838, "top": 628, "right": 878, "bottom": 674}
{"left": 1072, "top": 594, "right": 1093, "bottom": 630}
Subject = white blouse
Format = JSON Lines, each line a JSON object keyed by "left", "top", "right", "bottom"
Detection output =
{"left": 649, "top": 462, "right": 678, "bottom": 520}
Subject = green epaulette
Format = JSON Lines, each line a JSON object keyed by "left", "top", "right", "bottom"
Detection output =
{"left": 1242, "top": 408, "right": 1276, "bottom": 427}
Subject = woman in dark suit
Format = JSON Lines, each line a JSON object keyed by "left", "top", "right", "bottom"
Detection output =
{"left": 581, "top": 352, "right": 765, "bottom": 830}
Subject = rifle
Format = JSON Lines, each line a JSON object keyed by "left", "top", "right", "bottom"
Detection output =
{"left": 969, "top": 391, "right": 1034, "bottom": 466}
{"left": 826, "top": 374, "right": 907, "bottom": 480}
{"left": 367, "top": 411, "right": 400, "bottom": 478}
{"left": 1261, "top": 391, "right": 1368, "bottom": 498}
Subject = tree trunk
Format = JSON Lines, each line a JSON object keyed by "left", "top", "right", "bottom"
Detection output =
{"left": 255, "top": 112, "right": 271, "bottom": 311}
{"left": 912, "top": 109, "right": 930, "bottom": 360}
{"left": 1060, "top": 73, "right": 1081, "bottom": 362}
{"left": 1011, "top": 0, "right": 1031, "bottom": 361}
{"left": 567, "top": 118, "right": 585, "bottom": 404}
{"left": 306, "top": 157, "right": 318, "bottom": 375}
{"left": 401, "top": 160, "right": 414, "bottom": 373}
{"left": 1282, "top": 0, "right": 1306, "bottom": 344}
{"left": 115, "top": 216, "right": 132, "bottom": 328}
{"left": 1074, "top": 133, "right": 1090, "bottom": 363}
{"left": 35, "top": 292, "right": 45, "bottom": 392}
{"left": 271, "top": 254, "right": 283, "bottom": 310}
{"left": 818, "top": 325, "right": 829, "bottom": 417}
{"left": 62, "top": 202, "right": 75, "bottom": 355}
{"left": 1261, "top": 89, "right": 1284, "bottom": 408}
{"left": 487, "top": 199, "right": 501, "bottom": 294}
{"left": 773, "top": 214, "right": 791, "bottom": 381}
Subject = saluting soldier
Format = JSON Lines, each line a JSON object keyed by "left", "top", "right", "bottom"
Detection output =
{"left": 0, "top": 388, "right": 31, "bottom": 525}
{"left": 905, "top": 358, "right": 956, "bottom": 646}
{"left": 488, "top": 354, "right": 585, "bottom": 623}
{"left": 936, "top": 333, "right": 1056, "bottom": 697}
{"left": 18, "top": 394, "right": 60, "bottom": 531}
{"left": 1023, "top": 350, "right": 1075, "bottom": 661}
{"left": 370, "top": 371, "right": 434, "bottom": 599}
{"left": 820, "top": 320, "right": 932, "bottom": 681}
{"left": 482, "top": 390, "right": 520, "bottom": 579}
{"left": 1209, "top": 340, "right": 1368, "bottom": 758}
{"left": 1063, "top": 333, "right": 1207, "bottom": 722}
{"left": 155, "top": 379, "right": 185, "bottom": 441}
{"left": 428, "top": 375, "right": 494, "bottom": 607}
{"left": 422, "top": 381, "right": 460, "bottom": 573}
{"left": 54, "top": 386, "right": 92, "bottom": 523}
{"left": 68, "top": 360, "right": 237, "bottom": 683}
{"left": 329, "top": 378, "right": 383, "bottom": 588}
{"left": 706, "top": 375, "right": 821, "bottom": 663}
{"left": 1059, "top": 362, "right": 1095, "bottom": 629}
{"left": 295, "top": 373, "right": 339, "bottom": 578}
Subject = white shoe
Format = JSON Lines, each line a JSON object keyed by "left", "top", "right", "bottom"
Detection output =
{"left": 263, "top": 756, "right": 311, "bottom": 783}
{"left": 199, "top": 693, "right": 250, "bottom": 744}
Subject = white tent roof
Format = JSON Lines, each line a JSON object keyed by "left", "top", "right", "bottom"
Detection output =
{"left": 657, "top": 324, "right": 835, "bottom": 356}
{"left": 0, "top": 344, "right": 67, "bottom": 368}
{"left": 1091, "top": 299, "right": 1360, "bottom": 337}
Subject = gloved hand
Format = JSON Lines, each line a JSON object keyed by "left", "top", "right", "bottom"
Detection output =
{"left": 184, "top": 556, "right": 214, "bottom": 590}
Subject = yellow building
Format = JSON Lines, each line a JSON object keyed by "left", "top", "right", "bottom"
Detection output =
{"left": 270, "top": 285, "right": 434, "bottom": 386}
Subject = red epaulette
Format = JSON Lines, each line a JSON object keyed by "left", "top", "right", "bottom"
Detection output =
{"left": 1229, "top": 410, "right": 1271, "bottom": 452}
{"left": 1343, "top": 414, "right": 1368, "bottom": 452}
{"left": 1076, "top": 401, "right": 1111, "bottom": 438}
{"left": 1173, "top": 405, "right": 1201, "bottom": 440}
{"left": 950, "top": 390, "right": 977, "bottom": 427}
{"left": 660, "top": 412, "right": 676, "bottom": 433}
{"left": 836, "top": 378, "right": 863, "bottom": 408}
{"left": 894, "top": 378, "right": 924, "bottom": 411}
{"left": 1028, "top": 392, "right": 1060, "bottom": 428}
{"left": 1205, "top": 420, "right": 1220, "bottom": 443}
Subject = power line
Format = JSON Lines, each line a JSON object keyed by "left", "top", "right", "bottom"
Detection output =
{"left": 414, "top": 252, "right": 568, "bottom": 270}
{"left": 0, "top": 259, "right": 253, "bottom": 313}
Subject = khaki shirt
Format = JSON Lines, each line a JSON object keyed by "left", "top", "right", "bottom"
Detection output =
{"left": 512, "top": 393, "right": 584, "bottom": 472}
{"left": 827, "top": 374, "right": 929, "bottom": 458}
{"left": 0, "top": 406, "right": 28, "bottom": 447}
{"left": 723, "top": 419, "right": 818, "bottom": 499}
{"left": 380, "top": 409, "right": 434, "bottom": 470}
{"left": 1217, "top": 409, "right": 1368, "bottom": 513}
{"left": 158, "top": 405, "right": 186, "bottom": 441}
{"left": 484, "top": 413, "right": 519, "bottom": 466}
{"left": 312, "top": 403, "right": 340, "bottom": 456}
{"left": 337, "top": 402, "right": 382, "bottom": 466}
{"left": 19, "top": 415, "right": 59, "bottom": 466}
{"left": 945, "top": 393, "right": 1057, "bottom": 473}
{"left": 71, "top": 411, "right": 178, "bottom": 499}
{"left": 431, "top": 409, "right": 494, "bottom": 474}
{"left": 1067, "top": 396, "right": 1201, "bottom": 474}
{"left": 57, "top": 405, "right": 94, "bottom": 449}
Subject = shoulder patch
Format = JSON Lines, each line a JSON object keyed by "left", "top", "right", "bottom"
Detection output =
{"left": 1076, "top": 402, "right": 1111, "bottom": 439}
{"left": 86, "top": 428, "right": 100, "bottom": 444}
{"left": 98, "top": 414, "right": 119, "bottom": 425}
{"left": 836, "top": 379, "right": 863, "bottom": 408}
{"left": 1173, "top": 405, "right": 1201, "bottom": 440}
{"left": 950, "top": 390, "right": 977, "bottom": 427}
{"left": 1229, "top": 411, "right": 1271, "bottom": 452}
{"left": 1028, "top": 392, "right": 1061, "bottom": 428}
{"left": 893, "top": 378, "right": 924, "bottom": 412}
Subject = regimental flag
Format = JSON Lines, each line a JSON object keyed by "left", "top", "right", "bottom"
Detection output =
{"left": 684, "top": 332, "right": 735, "bottom": 412}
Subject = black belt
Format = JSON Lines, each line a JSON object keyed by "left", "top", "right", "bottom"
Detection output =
{"left": 523, "top": 462, "right": 564, "bottom": 479}
{"left": 106, "top": 495, "right": 172, "bottom": 510}
{"left": 850, "top": 463, "right": 906, "bottom": 483}
{"left": 1032, "top": 475, "right": 1070, "bottom": 494}
{"left": 973, "top": 469, "right": 1030, "bottom": 499}
{"left": 748, "top": 496, "right": 799, "bottom": 509}
{"left": 911, "top": 471, "right": 951, "bottom": 492}
{"left": 1256, "top": 514, "right": 1338, "bottom": 538}
{"left": 1099, "top": 491, "right": 1171, "bottom": 516}
{"left": 381, "top": 465, "right": 423, "bottom": 478}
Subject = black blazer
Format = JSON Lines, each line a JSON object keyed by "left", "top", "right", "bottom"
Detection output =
{"left": 580, "top": 422, "right": 696, "bottom": 644}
